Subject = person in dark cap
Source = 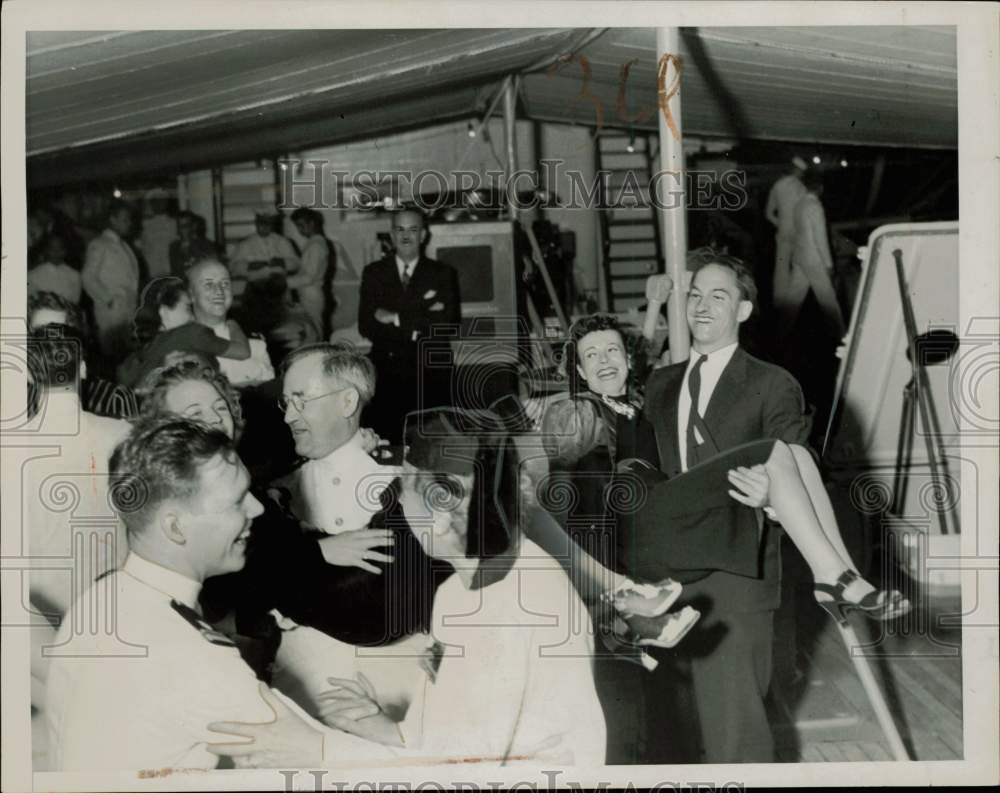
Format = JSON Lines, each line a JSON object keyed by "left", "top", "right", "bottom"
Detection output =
{"left": 306, "top": 406, "right": 607, "bottom": 765}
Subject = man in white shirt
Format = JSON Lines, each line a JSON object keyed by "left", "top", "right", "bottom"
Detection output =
{"left": 44, "top": 417, "right": 390, "bottom": 771}
{"left": 20, "top": 324, "right": 131, "bottom": 714}
{"left": 27, "top": 234, "right": 82, "bottom": 304}
{"left": 782, "top": 169, "right": 847, "bottom": 341}
{"left": 289, "top": 207, "right": 331, "bottom": 339}
{"left": 270, "top": 343, "right": 437, "bottom": 716}
{"left": 277, "top": 344, "right": 395, "bottom": 537}
{"left": 230, "top": 207, "right": 301, "bottom": 300}
{"left": 766, "top": 157, "right": 807, "bottom": 320}
{"left": 139, "top": 187, "right": 177, "bottom": 280}
{"left": 81, "top": 200, "right": 140, "bottom": 366}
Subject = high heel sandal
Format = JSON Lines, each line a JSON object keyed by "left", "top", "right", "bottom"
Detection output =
{"left": 600, "top": 578, "right": 682, "bottom": 619}
{"left": 814, "top": 570, "right": 911, "bottom": 623}
{"left": 626, "top": 607, "right": 701, "bottom": 650}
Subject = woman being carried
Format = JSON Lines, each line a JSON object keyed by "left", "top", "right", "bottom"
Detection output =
{"left": 537, "top": 313, "right": 909, "bottom": 630}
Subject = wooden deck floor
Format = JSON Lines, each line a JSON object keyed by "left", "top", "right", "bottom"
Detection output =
{"left": 769, "top": 585, "right": 963, "bottom": 762}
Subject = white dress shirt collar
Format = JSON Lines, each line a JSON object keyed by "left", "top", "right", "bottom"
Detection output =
{"left": 678, "top": 341, "right": 740, "bottom": 471}
{"left": 686, "top": 341, "right": 739, "bottom": 375}
{"left": 122, "top": 552, "right": 201, "bottom": 609}
{"left": 396, "top": 254, "right": 418, "bottom": 279}
{"left": 312, "top": 428, "right": 366, "bottom": 469}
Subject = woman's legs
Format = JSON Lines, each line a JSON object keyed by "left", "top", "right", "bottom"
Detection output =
{"left": 523, "top": 506, "right": 690, "bottom": 647}
{"left": 762, "top": 441, "right": 876, "bottom": 602}
{"left": 524, "top": 505, "right": 625, "bottom": 597}
{"left": 788, "top": 444, "right": 858, "bottom": 573}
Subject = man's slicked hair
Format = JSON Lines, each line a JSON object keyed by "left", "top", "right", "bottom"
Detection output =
{"left": 109, "top": 418, "right": 234, "bottom": 535}
{"left": 28, "top": 290, "right": 85, "bottom": 331}
{"left": 391, "top": 206, "right": 427, "bottom": 225}
{"left": 280, "top": 340, "right": 376, "bottom": 407}
{"left": 687, "top": 247, "right": 759, "bottom": 313}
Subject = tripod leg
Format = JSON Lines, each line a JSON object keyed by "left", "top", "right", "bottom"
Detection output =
{"left": 833, "top": 618, "right": 910, "bottom": 760}
{"left": 892, "top": 248, "right": 955, "bottom": 535}
{"left": 891, "top": 382, "right": 916, "bottom": 516}
{"left": 913, "top": 363, "right": 958, "bottom": 535}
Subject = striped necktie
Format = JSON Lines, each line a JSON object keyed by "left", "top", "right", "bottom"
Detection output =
{"left": 686, "top": 353, "right": 709, "bottom": 469}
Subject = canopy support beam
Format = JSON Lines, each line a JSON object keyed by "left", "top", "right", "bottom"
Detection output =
{"left": 503, "top": 75, "right": 519, "bottom": 221}
{"left": 656, "top": 27, "right": 690, "bottom": 363}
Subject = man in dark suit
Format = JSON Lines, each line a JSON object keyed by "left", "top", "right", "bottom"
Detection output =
{"left": 642, "top": 254, "right": 810, "bottom": 763}
{"left": 358, "top": 208, "right": 461, "bottom": 443}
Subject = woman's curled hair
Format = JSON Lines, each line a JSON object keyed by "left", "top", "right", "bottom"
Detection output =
{"left": 135, "top": 359, "right": 244, "bottom": 439}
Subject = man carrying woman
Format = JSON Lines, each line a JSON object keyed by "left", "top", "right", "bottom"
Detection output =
{"left": 539, "top": 253, "right": 907, "bottom": 763}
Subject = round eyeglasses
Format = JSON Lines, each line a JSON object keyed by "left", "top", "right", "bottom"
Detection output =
{"left": 277, "top": 385, "right": 353, "bottom": 413}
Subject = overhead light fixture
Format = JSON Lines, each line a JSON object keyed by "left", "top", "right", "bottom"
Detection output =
{"left": 467, "top": 122, "right": 477, "bottom": 139}
{"left": 626, "top": 132, "right": 636, "bottom": 154}
{"left": 812, "top": 155, "right": 821, "bottom": 165}
{"left": 112, "top": 188, "right": 122, "bottom": 198}
{"left": 840, "top": 159, "right": 849, "bottom": 168}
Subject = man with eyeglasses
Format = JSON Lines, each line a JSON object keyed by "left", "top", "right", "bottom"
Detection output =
{"left": 277, "top": 342, "right": 396, "bottom": 543}
{"left": 266, "top": 342, "right": 445, "bottom": 721}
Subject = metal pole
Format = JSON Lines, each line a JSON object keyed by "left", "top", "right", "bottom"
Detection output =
{"left": 503, "top": 75, "right": 518, "bottom": 222}
{"left": 836, "top": 620, "right": 911, "bottom": 760}
{"left": 656, "top": 27, "right": 689, "bottom": 363}
{"left": 210, "top": 166, "right": 224, "bottom": 246}
{"left": 455, "top": 77, "right": 511, "bottom": 175}
{"left": 176, "top": 173, "right": 189, "bottom": 211}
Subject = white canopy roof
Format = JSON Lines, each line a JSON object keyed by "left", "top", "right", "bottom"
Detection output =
{"left": 26, "top": 26, "right": 956, "bottom": 186}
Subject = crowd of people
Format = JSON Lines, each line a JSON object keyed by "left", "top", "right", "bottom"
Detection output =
{"left": 27, "top": 192, "right": 332, "bottom": 382}
{"left": 23, "top": 191, "right": 906, "bottom": 771}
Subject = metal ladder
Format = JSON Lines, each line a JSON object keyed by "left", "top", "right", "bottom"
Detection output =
{"left": 597, "top": 133, "right": 664, "bottom": 312}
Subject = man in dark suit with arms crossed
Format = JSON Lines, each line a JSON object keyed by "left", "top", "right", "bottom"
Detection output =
{"left": 643, "top": 254, "right": 811, "bottom": 763}
{"left": 358, "top": 208, "right": 461, "bottom": 443}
